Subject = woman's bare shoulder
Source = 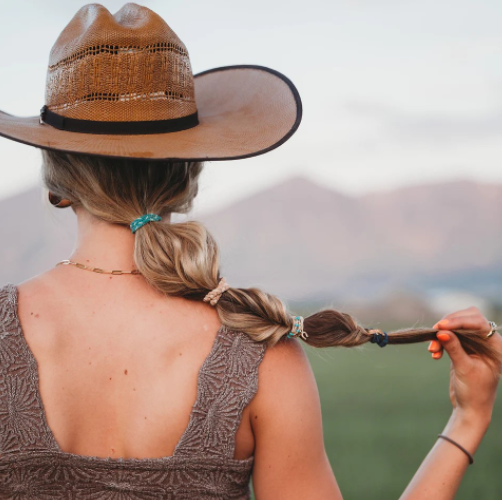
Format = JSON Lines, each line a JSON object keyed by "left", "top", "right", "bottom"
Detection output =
{"left": 249, "top": 337, "right": 342, "bottom": 499}
{"left": 250, "top": 337, "right": 319, "bottom": 421}
{"left": 16, "top": 270, "right": 61, "bottom": 298}
{"left": 258, "top": 336, "right": 313, "bottom": 382}
{"left": 0, "top": 273, "right": 58, "bottom": 316}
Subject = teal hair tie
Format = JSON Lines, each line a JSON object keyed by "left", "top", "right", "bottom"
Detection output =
{"left": 130, "top": 213, "right": 162, "bottom": 234}
{"left": 287, "top": 315, "right": 308, "bottom": 340}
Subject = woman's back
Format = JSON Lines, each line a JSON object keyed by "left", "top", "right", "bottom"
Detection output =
{"left": 0, "top": 270, "right": 266, "bottom": 498}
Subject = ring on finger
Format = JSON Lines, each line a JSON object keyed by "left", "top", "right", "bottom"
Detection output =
{"left": 486, "top": 321, "right": 498, "bottom": 339}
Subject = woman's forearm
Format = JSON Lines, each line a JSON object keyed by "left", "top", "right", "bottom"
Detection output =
{"left": 399, "top": 410, "right": 490, "bottom": 500}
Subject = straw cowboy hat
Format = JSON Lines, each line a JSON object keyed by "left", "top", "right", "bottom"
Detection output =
{"left": 0, "top": 3, "right": 302, "bottom": 161}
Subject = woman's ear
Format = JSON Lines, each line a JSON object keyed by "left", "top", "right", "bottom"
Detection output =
{"left": 48, "top": 191, "right": 73, "bottom": 208}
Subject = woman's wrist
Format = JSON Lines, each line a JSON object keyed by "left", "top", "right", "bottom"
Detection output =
{"left": 451, "top": 407, "right": 492, "bottom": 430}
{"left": 441, "top": 409, "right": 491, "bottom": 458}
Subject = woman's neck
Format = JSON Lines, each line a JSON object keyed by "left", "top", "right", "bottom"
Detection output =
{"left": 69, "top": 208, "right": 171, "bottom": 271}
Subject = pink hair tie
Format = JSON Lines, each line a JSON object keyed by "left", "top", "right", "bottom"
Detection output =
{"left": 203, "top": 278, "right": 230, "bottom": 306}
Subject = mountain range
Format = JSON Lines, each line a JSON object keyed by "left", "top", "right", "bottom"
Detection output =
{"left": 1, "top": 177, "right": 501, "bottom": 305}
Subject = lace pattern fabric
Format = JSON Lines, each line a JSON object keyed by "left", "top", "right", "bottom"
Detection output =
{"left": 0, "top": 283, "right": 266, "bottom": 499}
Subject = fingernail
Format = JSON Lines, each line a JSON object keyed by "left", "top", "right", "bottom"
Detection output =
{"left": 432, "top": 352, "right": 441, "bottom": 359}
{"left": 438, "top": 320, "right": 449, "bottom": 328}
{"left": 437, "top": 333, "right": 450, "bottom": 342}
{"left": 428, "top": 340, "right": 440, "bottom": 351}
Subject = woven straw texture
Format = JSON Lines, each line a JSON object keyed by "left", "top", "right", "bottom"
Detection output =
{"left": 46, "top": 4, "right": 197, "bottom": 121}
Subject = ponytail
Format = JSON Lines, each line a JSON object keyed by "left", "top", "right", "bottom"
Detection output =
{"left": 41, "top": 149, "right": 501, "bottom": 376}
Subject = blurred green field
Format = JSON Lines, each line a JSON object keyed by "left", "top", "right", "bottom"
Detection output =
{"left": 306, "top": 341, "right": 502, "bottom": 500}
{"left": 252, "top": 317, "right": 502, "bottom": 499}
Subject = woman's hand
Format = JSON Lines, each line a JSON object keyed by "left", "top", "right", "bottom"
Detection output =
{"left": 428, "top": 307, "right": 502, "bottom": 422}
{"left": 400, "top": 310, "right": 501, "bottom": 500}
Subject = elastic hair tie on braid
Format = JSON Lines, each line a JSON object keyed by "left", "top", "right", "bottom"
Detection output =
{"left": 203, "top": 278, "right": 230, "bottom": 306}
{"left": 130, "top": 213, "right": 162, "bottom": 234}
{"left": 286, "top": 315, "right": 309, "bottom": 341}
{"left": 368, "top": 329, "right": 389, "bottom": 348}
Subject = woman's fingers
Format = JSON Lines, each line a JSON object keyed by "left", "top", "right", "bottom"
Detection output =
{"left": 427, "top": 339, "right": 443, "bottom": 359}
{"left": 428, "top": 340, "right": 441, "bottom": 352}
{"left": 435, "top": 331, "right": 471, "bottom": 368}
{"left": 431, "top": 308, "right": 496, "bottom": 365}
{"left": 432, "top": 307, "right": 483, "bottom": 330}
{"left": 436, "top": 315, "right": 491, "bottom": 334}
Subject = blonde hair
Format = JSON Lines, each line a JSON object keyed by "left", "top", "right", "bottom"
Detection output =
{"left": 41, "top": 149, "right": 501, "bottom": 374}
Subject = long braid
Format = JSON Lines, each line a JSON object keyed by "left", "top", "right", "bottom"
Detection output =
{"left": 42, "top": 148, "right": 501, "bottom": 376}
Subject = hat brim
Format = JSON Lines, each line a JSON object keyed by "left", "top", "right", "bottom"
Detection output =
{"left": 0, "top": 65, "right": 302, "bottom": 162}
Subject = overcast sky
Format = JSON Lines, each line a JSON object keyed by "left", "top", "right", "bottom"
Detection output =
{"left": 1, "top": 0, "right": 502, "bottom": 212}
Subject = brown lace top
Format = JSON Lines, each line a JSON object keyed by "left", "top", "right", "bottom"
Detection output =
{"left": 0, "top": 283, "right": 266, "bottom": 499}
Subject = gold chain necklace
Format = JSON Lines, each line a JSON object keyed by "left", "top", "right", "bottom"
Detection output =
{"left": 56, "top": 259, "right": 141, "bottom": 275}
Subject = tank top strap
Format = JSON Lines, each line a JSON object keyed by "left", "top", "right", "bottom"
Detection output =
{"left": 174, "top": 326, "right": 267, "bottom": 459}
{"left": 0, "top": 283, "right": 59, "bottom": 455}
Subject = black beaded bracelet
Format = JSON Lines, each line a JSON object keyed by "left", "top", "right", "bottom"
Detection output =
{"left": 437, "top": 434, "right": 474, "bottom": 465}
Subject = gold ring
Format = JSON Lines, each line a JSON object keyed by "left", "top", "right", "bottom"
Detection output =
{"left": 486, "top": 321, "right": 497, "bottom": 338}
